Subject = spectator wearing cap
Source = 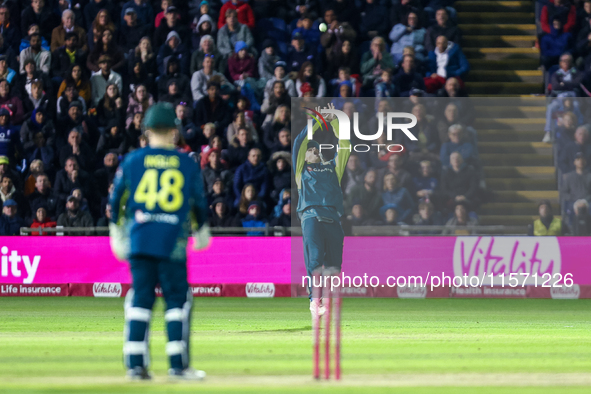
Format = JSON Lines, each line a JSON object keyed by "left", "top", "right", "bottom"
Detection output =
{"left": 21, "top": 0, "right": 59, "bottom": 43}
{"left": 217, "top": 9, "right": 255, "bottom": 58}
{"left": 87, "top": 28, "right": 125, "bottom": 74}
{"left": 154, "top": 6, "right": 189, "bottom": 49}
{"left": 361, "top": 36, "right": 395, "bottom": 88}
{"left": 119, "top": 7, "right": 151, "bottom": 53}
{"left": 292, "top": 13, "right": 321, "bottom": 49}
{"left": 59, "top": 129, "right": 94, "bottom": 171}
{"left": 558, "top": 126, "right": 591, "bottom": 174}
{"left": 0, "top": 155, "right": 22, "bottom": 189}
{"left": 425, "top": 35, "right": 469, "bottom": 93}
{"left": 121, "top": 0, "right": 155, "bottom": 26}
{"left": 561, "top": 152, "right": 591, "bottom": 208}
{"left": 295, "top": 61, "right": 325, "bottom": 97}
{"left": 193, "top": 80, "right": 232, "bottom": 132}
{"left": 287, "top": 31, "right": 316, "bottom": 73}
{"left": 442, "top": 201, "right": 478, "bottom": 235}
{"left": 51, "top": 33, "right": 86, "bottom": 80}
{"left": 0, "top": 55, "right": 16, "bottom": 85}
{"left": 0, "top": 199, "right": 24, "bottom": 235}
{"left": 241, "top": 200, "right": 268, "bottom": 235}
{"left": 0, "top": 103, "right": 22, "bottom": 161}
{"left": 192, "top": 13, "right": 217, "bottom": 51}
{"left": 30, "top": 203, "right": 56, "bottom": 235}
{"left": 19, "top": 33, "right": 51, "bottom": 75}
{"left": 541, "top": 0, "right": 576, "bottom": 36}
{"left": 228, "top": 41, "right": 256, "bottom": 83}
{"left": 424, "top": 8, "right": 461, "bottom": 52}
{"left": 263, "top": 61, "right": 297, "bottom": 100}
{"left": 56, "top": 192, "right": 94, "bottom": 234}
{"left": 157, "top": 30, "right": 189, "bottom": 76}
{"left": 51, "top": 9, "right": 87, "bottom": 53}
{"left": 21, "top": 107, "right": 55, "bottom": 152}
{"left": 218, "top": 0, "right": 255, "bottom": 30}
{"left": 531, "top": 200, "right": 564, "bottom": 236}
{"left": 0, "top": 5, "right": 20, "bottom": 54}
{"left": 191, "top": 54, "right": 232, "bottom": 102}
{"left": 0, "top": 174, "right": 27, "bottom": 218}
{"left": 190, "top": 35, "right": 225, "bottom": 75}
{"left": 393, "top": 54, "right": 425, "bottom": 96}
{"left": 21, "top": 23, "right": 51, "bottom": 53}
{"left": 57, "top": 84, "right": 87, "bottom": 120}
{"left": 233, "top": 147, "right": 269, "bottom": 204}
{"left": 258, "top": 39, "right": 279, "bottom": 81}
{"left": 540, "top": 18, "right": 573, "bottom": 70}
{"left": 90, "top": 55, "right": 122, "bottom": 106}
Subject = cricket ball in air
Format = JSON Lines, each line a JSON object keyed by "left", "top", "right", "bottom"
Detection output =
{"left": 319, "top": 23, "right": 327, "bottom": 33}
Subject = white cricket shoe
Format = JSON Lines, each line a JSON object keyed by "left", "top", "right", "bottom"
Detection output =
{"left": 168, "top": 367, "right": 206, "bottom": 381}
{"left": 310, "top": 299, "right": 326, "bottom": 318}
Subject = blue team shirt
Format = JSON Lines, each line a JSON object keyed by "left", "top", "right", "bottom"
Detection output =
{"left": 109, "top": 147, "right": 208, "bottom": 261}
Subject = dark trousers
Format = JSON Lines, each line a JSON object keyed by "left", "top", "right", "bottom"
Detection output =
{"left": 302, "top": 217, "right": 344, "bottom": 278}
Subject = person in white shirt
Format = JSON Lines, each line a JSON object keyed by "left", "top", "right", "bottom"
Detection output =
{"left": 90, "top": 55, "right": 122, "bottom": 106}
{"left": 19, "top": 33, "right": 51, "bottom": 75}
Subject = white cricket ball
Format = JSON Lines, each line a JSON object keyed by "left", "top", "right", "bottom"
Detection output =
{"left": 319, "top": 23, "right": 327, "bottom": 33}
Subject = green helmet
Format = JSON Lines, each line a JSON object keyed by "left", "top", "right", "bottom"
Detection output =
{"left": 142, "top": 102, "right": 179, "bottom": 131}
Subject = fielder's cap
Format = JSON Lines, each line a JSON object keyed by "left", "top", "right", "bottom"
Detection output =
{"left": 0, "top": 155, "right": 8, "bottom": 164}
{"left": 234, "top": 40, "right": 247, "bottom": 53}
{"left": 69, "top": 100, "right": 83, "bottom": 110}
{"left": 3, "top": 199, "right": 17, "bottom": 207}
{"left": 307, "top": 140, "right": 320, "bottom": 150}
{"left": 124, "top": 7, "right": 136, "bottom": 15}
{"left": 0, "top": 108, "right": 9, "bottom": 117}
{"left": 292, "top": 31, "right": 303, "bottom": 40}
{"left": 143, "top": 102, "right": 179, "bottom": 130}
{"left": 166, "top": 6, "right": 178, "bottom": 13}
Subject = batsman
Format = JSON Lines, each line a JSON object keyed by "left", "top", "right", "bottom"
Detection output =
{"left": 293, "top": 103, "right": 351, "bottom": 315}
{"left": 109, "top": 103, "right": 211, "bottom": 381}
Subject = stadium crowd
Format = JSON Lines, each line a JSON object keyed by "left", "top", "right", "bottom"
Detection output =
{"left": 538, "top": 0, "right": 591, "bottom": 235}
{"left": 0, "top": 0, "right": 485, "bottom": 236}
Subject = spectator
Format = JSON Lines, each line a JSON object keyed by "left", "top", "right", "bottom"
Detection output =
{"left": 389, "top": 11, "right": 426, "bottom": 65}
{"left": 84, "top": 0, "right": 117, "bottom": 32}
{"left": 578, "top": 0, "right": 591, "bottom": 30}
{"left": 269, "top": 127, "right": 291, "bottom": 155}
{"left": 531, "top": 200, "right": 565, "bottom": 236}
{"left": 21, "top": 23, "right": 50, "bottom": 53}
{"left": 56, "top": 64, "right": 90, "bottom": 105}
{"left": 51, "top": 9, "right": 87, "bottom": 53}
{"left": 189, "top": 35, "right": 225, "bottom": 75}
{"left": 295, "top": 61, "right": 326, "bottom": 97}
{"left": 57, "top": 85, "right": 87, "bottom": 121}
{"left": 377, "top": 153, "right": 414, "bottom": 193}
{"left": 209, "top": 197, "right": 237, "bottom": 227}
{"left": 0, "top": 199, "right": 24, "bottom": 235}
{"left": 59, "top": 129, "right": 94, "bottom": 171}
{"left": 217, "top": 9, "right": 255, "bottom": 58}
{"left": 93, "top": 152, "right": 118, "bottom": 198}
{"left": 381, "top": 173, "right": 415, "bottom": 223}
{"left": 359, "top": 0, "right": 389, "bottom": 42}
{"left": 0, "top": 5, "right": 20, "bottom": 54}
{"left": 264, "top": 61, "right": 297, "bottom": 99}
{"left": 325, "top": 39, "right": 359, "bottom": 80}
{"left": 541, "top": 18, "right": 573, "bottom": 70}
{"left": 262, "top": 105, "right": 290, "bottom": 150}
{"left": 442, "top": 201, "right": 478, "bottom": 235}
{"left": 202, "top": 148, "right": 232, "bottom": 194}
{"left": 21, "top": 107, "right": 55, "bottom": 151}
{"left": 128, "top": 37, "right": 157, "bottom": 93}
{"left": 406, "top": 104, "right": 440, "bottom": 160}
{"left": 22, "top": 158, "right": 44, "bottom": 197}
{"left": 570, "top": 199, "right": 591, "bottom": 235}
{"left": 0, "top": 175, "right": 27, "bottom": 218}
{"left": 541, "top": 0, "right": 576, "bottom": 35}
{"left": 258, "top": 39, "right": 279, "bottom": 81}
{"left": 218, "top": 0, "right": 255, "bottom": 30}
{"left": 233, "top": 147, "right": 269, "bottom": 205}
{"left": 348, "top": 203, "right": 374, "bottom": 226}
{"left": 269, "top": 198, "right": 291, "bottom": 227}
{"left": 390, "top": 0, "right": 424, "bottom": 26}
{"left": 558, "top": 126, "right": 591, "bottom": 174}
{"left": 25, "top": 130, "right": 55, "bottom": 178}
{"left": 345, "top": 169, "right": 381, "bottom": 219}
{"left": 425, "top": 8, "right": 461, "bottom": 52}
{"left": 19, "top": 33, "right": 51, "bottom": 75}
{"left": 425, "top": 35, "right": 469, "bottom": 93}
{"left": 119, "top": 8, "right": 151, "bottom": 53}
{"left": 124, "top": 111, "right": 144, "bottom": 152}
{"left": 287, "top": 31, "right": 316, "bottom": 73}
{"left": 30, "top": 204, "right": 56, "bottom": 235}
{"left": 268, "top": 151, "right": 291, "bottom": 201}
{"left": 412, "top": 200, "right": 444, "bottom": 234}
{"left": 235, "top": 183, "right": 258, "bottom": 217}
{"left": 554, "top": 110, "right": 578, "bottom": 144}
{"left": 191, "top": 14, "right": 217, "bottom": 51}
{"left": 291, "top": 13, "right": 320, "bottom": 49}
{"left": 576, "top": 16, "right": 591, "bottom": 69}
{"left": 96, "top": 121, "right": 126, "bottom": 157}
{"left": 95, "top": 83, "right": 124, "bottom": 132}
{"left": 193, "top": 81, "right": 232, "bottom": 132}
{"left": 227, "top": 111, "right": 257, "bottom": 144}
{"left": 87, "top": 28, "right": 125, "bottom": 74}
{"left": 159, "top": 78, "right": 192, "bottom": 107}
{"left": 440, "top": 124, "right": 478, "bottom": 169}
{"left": 22, "top": 77, "right": 51, "bottom": 121}
{"left": 0, "top": 79, "right": 23, "bottom": 124}
{"left": 378, "top": 204, "right": 405, "bottom": 226}
{"left": 413, "top": 160, "right": 439, "bottom": 202}
{"left": 0, "top": 109, "right": 21, "bottom": 166}
{"left": 360, "top": 36, "right": 395, "bottom": 88}
{"left": 393, "top": 54, "right": 425, "bottom": 96}
{"left": 54, "top": 155, "right": 92, "bottom": 204}
{"left": 56, "top": 193, "right": 94, "bottom": 233}
{"left": 241, "top": 201, "right": 267, "bottom": 235}
{"left": 154, "top": 6, "right": 188, "bottom": 49}
{"left": 561, "top": 152, "right": 591, "bottom": 206}
{"left": 28, "top": 174, "right": 58, "bottom": 220}
{"left": 341, "top": 154, "right": 365, "bottom": 195}
{"left": 157, "top": 56, "right": 191, "bottom": 99}
{"left": 0, "top": 35, "right": 17, "bottom": 73}
{"left": 51, "top": 33, "right": 86, "bottom": 80}
{"left": 228, "top": 41, "right": 257, "bottom": 83}
{"left": 0, "top": 55, "right": 16, "bottom": 85}
{"left": 549, "top": 53, "right": 581, "bottom": 98}
{"left": 21, "top": 0, "right": 58, "bottom": 42}
{"left": 319, "top": 8, "right": 357, "bottom": 60}
{"left": 191, "top": 55, "right": 232, "bottom": 102}
{"left": 440, "top": 152, "right": 480, "bottom": 209}
{"left": 90, "top": 55, "right": 122, "bottom": 106}
{"left": 175, "top": 103, "right": 198, "bottom": 149}
{"left": 156, "top": 30, "right": 190, "bottom": 76}
{"left": 120, "top": 0, "right": 154, "bottom": 26}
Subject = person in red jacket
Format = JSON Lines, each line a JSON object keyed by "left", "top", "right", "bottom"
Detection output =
{"left": 541, "top": 0, "right": 576, "bottom": 34}
{"left": 30, "top": 204, "right": 57, "bottom": 235}
{"left": 218, "top": 0, "right": 255, "bottom": 30}
{"left": 228, "top": 41, "right": 257, "bottom": 82}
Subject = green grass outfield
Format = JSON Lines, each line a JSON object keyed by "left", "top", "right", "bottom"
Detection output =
{"left": 0, "top": 298, "right": 590, "bottom": 393}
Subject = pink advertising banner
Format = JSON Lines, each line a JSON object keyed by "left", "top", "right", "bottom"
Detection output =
{"left": 1, "top": 236, "right": 590, "bottom": 288}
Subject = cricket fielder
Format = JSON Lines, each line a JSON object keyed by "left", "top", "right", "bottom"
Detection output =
{"left": 293, "top": 104, "right": 351, "bottom": 314}
{"left": 109, "top": 102, "right": 211, "bottom": 381}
